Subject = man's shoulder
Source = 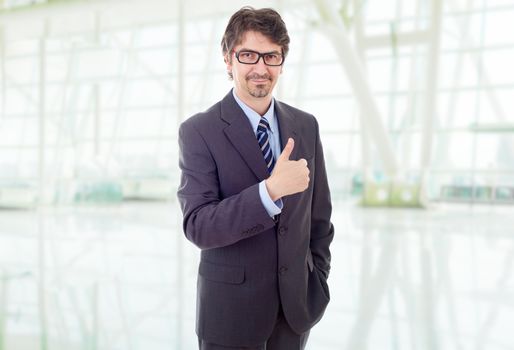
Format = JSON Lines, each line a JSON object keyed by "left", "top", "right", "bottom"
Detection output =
{"left": 180, "top": 99, "right": 223, "bottom": 131}
{"left": 275, "top": 99, "right": 316, "bottom": 123}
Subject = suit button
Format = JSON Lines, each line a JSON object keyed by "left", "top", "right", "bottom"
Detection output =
{"left": 279, "top": 266, "right": 288, "bottom": 275}
{"left": 278, "top": 226, "right": 288, "bottom": 236}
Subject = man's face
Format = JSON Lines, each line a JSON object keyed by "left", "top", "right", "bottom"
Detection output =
{"left": 226, "top": 31, "right": 283, "bottom": 101}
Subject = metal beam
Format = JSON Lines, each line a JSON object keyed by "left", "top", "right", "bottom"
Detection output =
{"left": 314, "top": 0, "right": 399, "bottom": 177}
{"left": 0, "top": 25, "right": 4, "bottom": 119}
{"left": 362, "top": 30, "right": 430, "bottom": 49}
{"left": 176, "top": 2, "right": 185, "bottom": 349}
{"left": 38, "top": 20, "right": 49, "bottom": 205}
{"left": 352, "top": 0, "right": 372, "bottom": 181}
{"left": 420, "top": 0, "right": 443, "bottom": 196}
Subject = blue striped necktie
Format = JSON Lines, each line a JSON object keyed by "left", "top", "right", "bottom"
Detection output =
{"left": 257, "top": 117, "right": 275, "bottom": 173}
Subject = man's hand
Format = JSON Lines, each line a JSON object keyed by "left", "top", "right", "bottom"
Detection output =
{"left": 265, "top": 138, "right": 310, "bottom": 201}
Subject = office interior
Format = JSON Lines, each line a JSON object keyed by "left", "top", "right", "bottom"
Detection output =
{"left": 1, "top": 0, "right": 513, "bottom": 349}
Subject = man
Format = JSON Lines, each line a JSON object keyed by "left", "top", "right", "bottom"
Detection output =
{"left": 177, "top": 6, "right": 334, "bottom": 350}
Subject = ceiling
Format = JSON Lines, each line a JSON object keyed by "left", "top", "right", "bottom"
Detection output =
{"left": 0, "top": 0, "right": 312, "bottom": 41}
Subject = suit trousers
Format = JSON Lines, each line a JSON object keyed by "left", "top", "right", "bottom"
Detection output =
{"left": 198, "top": 306, "right": 310, "bottom": 350}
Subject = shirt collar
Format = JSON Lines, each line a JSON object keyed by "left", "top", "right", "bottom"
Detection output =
{"left": 232, "top": 89, "right": 276, "bottom": 135}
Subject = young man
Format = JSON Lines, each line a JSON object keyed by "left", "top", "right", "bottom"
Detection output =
{"left": 177, "top": 7, "right": 334, "bottom": 350}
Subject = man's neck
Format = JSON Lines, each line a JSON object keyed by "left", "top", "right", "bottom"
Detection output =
{"left": 234, "top": 90, "right": 272, "bottom": 116}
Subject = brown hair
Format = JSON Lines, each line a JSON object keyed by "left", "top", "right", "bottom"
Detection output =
{"left": 221, "top": 6, "right": 290, "bottom": 79}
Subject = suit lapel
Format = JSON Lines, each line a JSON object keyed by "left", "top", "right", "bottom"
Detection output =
{"left": 275, "top": 100, "right": 298, "bottom": 211}
{"left": 221, "top": 92, "right": 270, "bottom": 181}
{"left": 275, "top": 100, "right": 298, "bottom": 160}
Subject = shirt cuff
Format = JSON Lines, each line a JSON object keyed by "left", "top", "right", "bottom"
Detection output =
{"left": 258, "top": 180, "right": 283, "bottom": 217}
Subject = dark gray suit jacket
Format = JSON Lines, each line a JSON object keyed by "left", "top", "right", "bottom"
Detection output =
{"left": 177, "top": 91, "right": 334, "bottom": 347}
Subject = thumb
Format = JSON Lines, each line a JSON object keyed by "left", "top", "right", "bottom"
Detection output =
{"left": 278, "top": 138, "right": 294, "bottom": 162}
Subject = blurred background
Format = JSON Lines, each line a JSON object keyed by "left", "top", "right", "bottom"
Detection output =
{"left": 0, "top": 0, "right": 513, "bottom": 349}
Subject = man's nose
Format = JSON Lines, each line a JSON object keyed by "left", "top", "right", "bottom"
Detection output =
{"left": 253, "top": 57, "right": 268, "bottom": 73}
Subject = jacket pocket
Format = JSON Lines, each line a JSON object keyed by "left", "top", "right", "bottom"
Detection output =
{"left": 199, "top": 260, "right": 245, "bottom": 285}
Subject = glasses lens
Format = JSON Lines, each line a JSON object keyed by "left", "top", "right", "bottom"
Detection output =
{"left": 237, "top": 51, "right": 259, "bottom": 64}
{"left": 263, "top": 53, "right": 283, "bottom": 66}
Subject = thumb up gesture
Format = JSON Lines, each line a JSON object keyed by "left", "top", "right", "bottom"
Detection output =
{"left": 265, "top": 138, "right": 310, "bottom": 201}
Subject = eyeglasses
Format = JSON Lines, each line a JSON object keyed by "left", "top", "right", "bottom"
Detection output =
{"left": 233, "top": 50, "right": 284, "bottom": 66}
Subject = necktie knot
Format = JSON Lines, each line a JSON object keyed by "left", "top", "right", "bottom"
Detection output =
{"left": 258, "top": 117, "right": 271, "bottom": 132}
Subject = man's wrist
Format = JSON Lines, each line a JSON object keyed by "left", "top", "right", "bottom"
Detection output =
{"left": 265, "top": 178, "right": 280, "bottom": 202}
{"left": 258, "top": 181, "right": 282, "bottom": 217}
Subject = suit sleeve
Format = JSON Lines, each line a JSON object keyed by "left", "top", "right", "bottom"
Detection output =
{"left": 177, "top": 120, "right": 276, "bottom": 250}
{"left": 310, "top": 118, "right": 335, "bottom": 278}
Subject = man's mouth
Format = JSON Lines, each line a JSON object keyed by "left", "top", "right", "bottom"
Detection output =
{"left": 247, "top": 74, "right": 271, "bottom": 83}
{"left": 250, "top": 78, "right": 269, "bottom": 83}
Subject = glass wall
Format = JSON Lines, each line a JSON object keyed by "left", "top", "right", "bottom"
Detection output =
{"left": 0, "top": 0, "right": 513, "bottom": 207}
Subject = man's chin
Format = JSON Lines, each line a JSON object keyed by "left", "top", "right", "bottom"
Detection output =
{"left": 248, "top": 86, "right": 270, "bottom": 98}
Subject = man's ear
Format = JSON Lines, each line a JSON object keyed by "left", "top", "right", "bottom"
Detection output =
{"left": 224, "top": 53, "right": 231, "bottom": 66}
{"left": 224, "top": 54, "right": 232, "bottom": 74}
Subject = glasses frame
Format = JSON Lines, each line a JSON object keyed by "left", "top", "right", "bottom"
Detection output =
{"left": 233, "top": 49, "right": 285, "bottom": 67}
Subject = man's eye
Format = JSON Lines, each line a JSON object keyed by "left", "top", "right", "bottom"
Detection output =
{"left": 265, "top": 54, "right": 278, "bottom": 60}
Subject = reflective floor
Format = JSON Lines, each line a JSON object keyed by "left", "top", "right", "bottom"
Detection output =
{"left": 1, "top": 200, "right": 513, "bottom": 350}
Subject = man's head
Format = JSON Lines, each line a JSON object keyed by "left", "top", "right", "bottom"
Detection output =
{"left": 221, "top": 7, "right": 290, "bottom": 102}
{"left": 221, "top": 7, "right": 290, "bottom": 69}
